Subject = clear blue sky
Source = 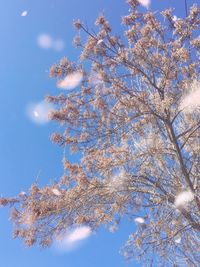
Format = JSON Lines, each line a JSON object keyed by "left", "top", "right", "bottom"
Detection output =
{"left": 0, "top": 0, "right": 198, "bottom": 266}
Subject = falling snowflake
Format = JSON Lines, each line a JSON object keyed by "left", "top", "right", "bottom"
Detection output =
{"left": 55, "top": 226, "right": 92, "bottom": 252}
{"left": 57, "top": 71, "right": 83, "bottom": 90}
{"left": 174, "top": 190, "right": 194, "bottom": 208}
{"left": 53, "top": 39, "right": 65, "bottom": 51}
{"left": 19, "top": 191, "right": 26, "bottom": 197}
{"left": 137, "top": 0, "right": 150, "bottom": 8}
{"left": 175, "top": 237, "right": 181, "bottom": 244}
{"left": 37, "top": 34, "right": 53, "bottom": 49}
{"left": 34, "top": 111, "right": 39, "bottom": 117}
{"left": 52, "top": 188, "right": 61, "bottom": 196}
{"left": 97, "top": 39, "right": 103, "bottom": 45}
{"left": 67, "top": 226, "right": 91, "bottom": 243}
{"left": 21, "top": 10, "right": 28, "bottom": 17}
{"left": 37, "top": 34, "right": 65, "bottom": 52}
{"left": 27, "top": 101, "right": 53, "bottom": 124}
{"left": 180, "top": 80, "right": 200, "bottom": 113}
{"left": 172, "top": 15, "right": 178, "bottom": 21}
{"left": 134, "top": 217, "right": 145, "bottom": 224}
{"left": 106, "top": 170, "right": 129, "bottom": 192}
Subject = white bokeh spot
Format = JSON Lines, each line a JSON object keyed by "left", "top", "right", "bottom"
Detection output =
{"left": 37, "top": 34, "right": 53, "bottom": 49}
{"left": 55, "top": 226, "right": 92, "bottom": 252}
{"left": 27, "top": 101, "right": 53, "bottom": 124}
{"left": 57, "top": 71, "right": 83, "bottom": 90}
{"left": 174, "top": 190, "right": 194, "bottom": 208}
{"left": 134, "top": 217, "right": 145, "bottom": 224}
{"left": 137, "top": 0, "right": 151, "bottom": 8}
{"left": 53, "top": 39, "right": 65, "bottom": 51}
{"left": 180, "top": 80, "right": 200, "bottom": 113}
{"left": 21, "top": 10, "right": 28, "bottom": 17}
{"left": 37, "top": 34, "right": 65, "bottom": 51}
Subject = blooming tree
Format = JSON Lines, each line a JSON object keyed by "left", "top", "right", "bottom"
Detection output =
{"left": 1, "top": 0, "right": 200, "bottom": 265}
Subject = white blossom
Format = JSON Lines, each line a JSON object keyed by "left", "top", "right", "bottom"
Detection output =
{"left": 89, "top": 72, "right": 104, "bottom": 85}
{"left": 21, "top": 212, "right": 35, "bottom": 226}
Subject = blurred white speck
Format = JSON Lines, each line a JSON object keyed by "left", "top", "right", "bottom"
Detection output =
{"left": 55, "top": 226, "right": 92, "bottom": 252}
{"left": 137, "top": 0, "right": 150, "bottom": 8}
{"left": 57, "top": 71, "right": 83, "bottom": 90}
{"left": 53, "top": 39, "right": 65, "bottom": 51}
{"left": 37, "top": 34, "right": 53, "bottom": 49}
{"left": 175, "top": 237, "right": 181, "bottom": 244}
{"left": 37, "top": 34, "right": 65, "bottom": 52}
{"left": 67, "top": 226, "right": 91, "bottom": 243}
{"left": 52, "top": 188, "right": 61, "bottom": 196}
{"left": 174, "top": 190, "right": 194, "bottom": 208}
{"left": 21, "top": 10, "right": 28, "bottom": 17}
{"left": 105, "top": 169, "right": 129, "bottom": 193}
{"left": 109, "top": 224, "right": 118, "bottom": 233}
{"left": 97, "top": 39, "right": 103, "bottom": 45}
{"left": 19, "top": 191, "right": 26, "bottom": 197}
{"left": 172, "top": 15, "right": 178, "bottom": 21}
{"left": 134, "top": 217, "right": 145, "bottom": 224}
{"left": 180, "top": 80, "right": 200, "bottom": 113}
{"left": 27, "top": 101, "right": 53, "bottom": 124}
{"left": 34, "top": 111, "right": 39, "bottom": 117}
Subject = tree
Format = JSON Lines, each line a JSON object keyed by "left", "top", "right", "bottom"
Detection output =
{"left": 1, "top": 0, "right": 200, "bottom": 265}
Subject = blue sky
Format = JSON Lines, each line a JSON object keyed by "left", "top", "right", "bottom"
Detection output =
{"left": 0, "top": 0, "right": 199, "bottom": 266}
